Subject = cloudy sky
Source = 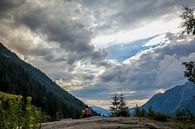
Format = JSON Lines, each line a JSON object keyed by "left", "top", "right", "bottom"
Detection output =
{"left": 1, "top": 0, "right": 195, "bottom": 108}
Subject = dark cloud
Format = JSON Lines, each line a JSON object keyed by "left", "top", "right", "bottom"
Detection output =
{"left": 0, "top": 0, "right": 106, "bottom": 66}
{"left": 82, "top": 0, "right": 195, "bottom": 34}
{"left": 0, "top": 0, "right": 25, "bottom": 14}
{"left": 13, "top": 0, "right": 106, "bottom": 64}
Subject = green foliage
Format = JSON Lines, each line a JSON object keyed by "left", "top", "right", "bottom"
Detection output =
{"left": 182, "top": 61, "right": 195, "bottom": 83}
{"left": 134, "top": 105, "right": 141, "bottom": 117}
{"left": 110, "top": 93, "right": 129, "bottom": 117}
{"left": 181, "top": 6, "right": 195, "bottom": 35}
{"left": 134, "top": 106, "right": 168, "bottom": 121}
{"left": 110, "top": 93, "right": 120, "bottom": 117}
{"left": 0, "top": 92, "right": 41, "bottom": 129}
{"left": 152, "top": 112, "right": 168, "bottom": 121}
{"left": 145, "top": 107, "right": 168, "bottom": 121}
{"left": 118, "top": 93, "right": 130, "bottom": 117}
{"left": 145, "top": 106, "right": 155, "bottom": 118}
{"left": 176, "top": 109, "right": 194, "bottom": 122}
{"left": 134, "top": 105, "right": 146, "bottom": 117}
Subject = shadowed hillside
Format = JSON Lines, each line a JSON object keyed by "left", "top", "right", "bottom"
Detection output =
{"left": 0, "top": 42, "right": 85, "bottom": 120}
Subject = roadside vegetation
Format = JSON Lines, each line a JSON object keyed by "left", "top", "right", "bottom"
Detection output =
{"left": 0, "top": 92, "right": 42, "bottom": 129}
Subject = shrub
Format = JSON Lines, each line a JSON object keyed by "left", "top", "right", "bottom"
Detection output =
{"left": 153, "top": 112, "right": 168, "bottom": 121}
{"left": 0, "top": 92, "right": 42, "bottom": 129}
{"left": 176, "top": 109, "right": 194, "bottom": 122}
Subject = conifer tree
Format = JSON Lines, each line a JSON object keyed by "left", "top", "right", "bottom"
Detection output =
{"left": 110, "top": 93, "right": 120, "bottom": 117}
{"left": 146, "top": 106, "right": 155, "bottom": 117}
{"left": 110, "top": 92, "right": 129, "bottom": 117}
{"left": 134, "top": 104, "right": 142, "bottom": 117}
{"left": 118, "top": 93, "right": 129, "bottom": 117}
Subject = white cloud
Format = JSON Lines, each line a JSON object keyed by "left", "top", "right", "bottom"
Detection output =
{"left": 92, "top": 17, "right": 182, "bottom": 48}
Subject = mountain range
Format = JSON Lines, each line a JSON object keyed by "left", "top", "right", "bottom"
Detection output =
{"left": 91, "top": 106, "right": 111, "bottom": 116}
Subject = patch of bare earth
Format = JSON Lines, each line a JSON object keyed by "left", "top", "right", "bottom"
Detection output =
{"left": 41, "top": 116, "right": 195, "bottom": 129}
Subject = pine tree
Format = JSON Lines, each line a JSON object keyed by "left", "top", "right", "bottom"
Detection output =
{"left": 110, "top": 92, "right": 129, "bottom": 117}
{"left": 134, "top": 104, "right": 142, "bottom": 117}
{"left": 110, "top": 93, "right": 120, "bottom": 117}
{"left": 146, "top": 106, "right": 155, "bottom": 117}
{"left": 118, "top": 93, "right": 129, "bottom": 117}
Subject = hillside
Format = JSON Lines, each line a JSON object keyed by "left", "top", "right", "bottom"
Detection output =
{"left": 142, "top": 82, "right": 195, "bottom": 114}
{"left": 0, "top": 42, "right": 85, "bottom": 120}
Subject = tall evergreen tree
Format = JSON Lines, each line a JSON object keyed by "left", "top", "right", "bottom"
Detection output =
{"left": 110, "top": 92, "right": 129, "bottom": 117}
{"left": 146, "top": 106, "right": 155, "bottom": 117}
{"left": 134, "top": 104, "right": 142, "bottom": 117}
{"left": 118, "top": 93, "right": 129, "bottom": 117}
{"left": 110, "top": 93, "right": 120, "bottom": 117}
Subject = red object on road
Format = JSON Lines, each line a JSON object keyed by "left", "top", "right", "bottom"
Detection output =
{"left": 82, "top": 105, "right": 92, "bottom": 118}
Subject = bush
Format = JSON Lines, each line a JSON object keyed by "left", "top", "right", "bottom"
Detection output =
{"left": 141, "top": 107, "right": 168, "bottom": 121}
{"left": 0, "top": 92, "right": 42, "bottom": 129}
{"left": 153, "top": 112, "right": 168, "bottom": 121}
{"left": 176, "top": 109, "right": 194, "bottom": 122}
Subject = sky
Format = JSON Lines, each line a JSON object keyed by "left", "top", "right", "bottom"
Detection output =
{"left": 0, "top": 0, "right": 195, "bottom": 109}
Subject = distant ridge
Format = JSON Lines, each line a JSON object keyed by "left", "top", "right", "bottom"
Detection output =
{"left": 91, "top": 106, "right": 111, "bottom": 116}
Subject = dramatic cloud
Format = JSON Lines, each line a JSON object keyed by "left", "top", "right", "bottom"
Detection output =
{"left": 90, "top": 34, "right": 195, "bottom": 102}
{"left": 82, "top": 0, "right": 195, "bottom": 35}
{"left": 1, "top": 0, "right": 195, "bottom": 108}
{"left": 0, "top": 0, "right": 107, "bottom": 91}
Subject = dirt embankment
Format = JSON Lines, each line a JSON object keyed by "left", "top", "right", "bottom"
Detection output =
{"left": 41, "top": 116, "right": 195, "bottom": 129}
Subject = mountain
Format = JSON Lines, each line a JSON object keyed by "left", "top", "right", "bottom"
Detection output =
{"left": 142, "top": 82, "right": 195, "bottom": 115}
{"left": 91, "top": 106, "right": 111, "bottom": 116}
{"left": 0, "top": 42, "right": 85, "bottom": 120}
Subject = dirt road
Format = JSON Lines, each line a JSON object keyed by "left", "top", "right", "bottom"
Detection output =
{"left": 41, "top": 116, "right": 194, "bottom": 129}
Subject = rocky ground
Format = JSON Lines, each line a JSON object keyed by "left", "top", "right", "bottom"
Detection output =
{"left": 41, "top": 116, "right": 195, "bottom": 129}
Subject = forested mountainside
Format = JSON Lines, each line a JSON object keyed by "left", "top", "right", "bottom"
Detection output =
{"left": 0, "top": 42, "right": 85, "bottom": 120}
{"left": 142, "top": 82, "right": 195, "bottom": 114}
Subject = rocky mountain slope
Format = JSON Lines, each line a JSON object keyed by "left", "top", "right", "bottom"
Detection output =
{"left": 142, "top": 82, "right": 195, "bottom": 114}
